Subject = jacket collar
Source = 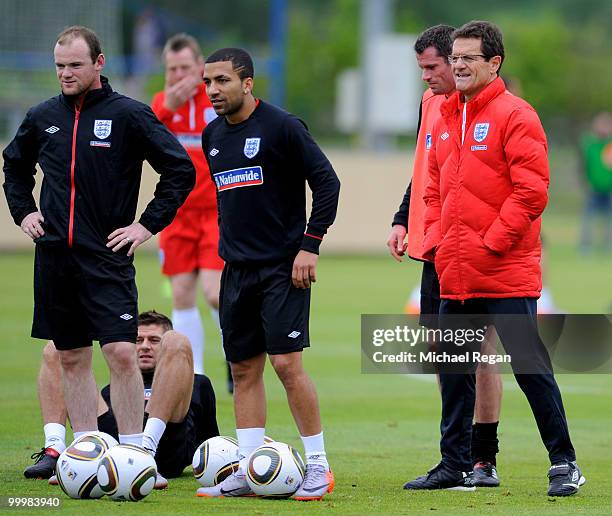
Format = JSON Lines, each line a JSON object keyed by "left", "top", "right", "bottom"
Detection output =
{"left": 441, "top": 76, "right": 506, "bottom": 121}
{"left": 61, "top": 75, "right": 113, "bottom": 110}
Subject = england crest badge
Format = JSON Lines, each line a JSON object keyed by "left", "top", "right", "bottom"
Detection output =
{"left": 244, "top": 137, "right": 261, "bottom": 159}
{"left": 93, "top": 119, "right": 112, "bottom": 139}
{"left": 473, "top": 123, "right": 489, "bottom": 143}
{"left": 425, "top": 133, "right": 432, "bottom": 150}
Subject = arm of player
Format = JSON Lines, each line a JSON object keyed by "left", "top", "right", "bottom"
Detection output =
{"left": 164, "top": 76, "right": 200, "bottom": 112}
{"left": 387, "top": 181, "right": 411, "bottom": 261}
{"left": 482, "top": 108, "right": 549, "bottom": 254}
{"left": 2, "top": 110, "right": 40, "bottom": 233}
{"left": 202, "top": 125, "right": 222, "bottom": 228}
{"left": 392, "top": 181, "right": 411, "bottom": 228}
{"left": 150, "top": 92, "right": 175, "bottom": 124}
{"left": 131, "top": 105, "right": 196, "bottom": 236}
{"left": 106, "top": 222, "right": 153, "bottom": 256}
{"left": 292, "top": 250, "right": 318, "bottom": 289}
{"left": 422, "top": 132, "right": 442, "bottom": 262}
{"left": 284, "top": 115, "right": 341, "bottom": 256}
{"left": 387, "top": 225, "right": 408, "bottom": 262}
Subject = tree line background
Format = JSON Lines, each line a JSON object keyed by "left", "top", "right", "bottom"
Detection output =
{"left": 144, "top": 0, "right": 611, "bottom": 143}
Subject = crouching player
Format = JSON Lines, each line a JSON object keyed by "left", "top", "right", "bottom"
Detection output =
{"left": 24, "top": 311, "right": 219, "bottom": 488}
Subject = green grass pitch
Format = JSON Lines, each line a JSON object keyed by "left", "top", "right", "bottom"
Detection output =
{"left": 0, "top": 213, "right": 611, "bottom": 514}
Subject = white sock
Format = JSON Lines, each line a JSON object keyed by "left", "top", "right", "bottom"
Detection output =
{"left": 173, "top": 307, "right": 204, "bottom": 374}
{"left": 236, "top": 427, "right": 265, "bottom": 473}
{"left": 301, "top": 431, "right": 329, "bottom": 468}
{"left": 44, "top": 423, "right": 66, "bottom": 453}
{"left": 142, "top": 417, "right": 166, "bottom": 455}
{"left": 119, "top": 433, "right": 143, "bottom": 447}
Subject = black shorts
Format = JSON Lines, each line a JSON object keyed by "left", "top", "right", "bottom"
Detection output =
{"left": 154, "top": 413, "right": 199, "bottom": 478}
{"left": 220, "top": 260, "right": 311, "bottom": 363}
{"left": 97, "top": 410, "right": 198, "bottom": 478}
{"left": 419, "top": 261, "right": 440, "bottom": 329}
{"left": 32, "top": 245, "right": 138, "bottom": 349}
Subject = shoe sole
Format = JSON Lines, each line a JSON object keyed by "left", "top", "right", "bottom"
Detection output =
{"left": 547, "top": 475, "right": 586, "bottom": 497}
{"left": 548, "top": 483, "right": 579, "bottom": 497}
{"left": 446, "top": 486, "right": 476, "bottom": 492}
{"left": 473, "top": 480, "right": 500, "bottom": 487}
{"left": 196, "top": 493, "right": 257, "bottom": 498}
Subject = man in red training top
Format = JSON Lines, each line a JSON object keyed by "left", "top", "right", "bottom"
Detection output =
{"left": 151, "top": 33, "right": 227, "bottom": 385}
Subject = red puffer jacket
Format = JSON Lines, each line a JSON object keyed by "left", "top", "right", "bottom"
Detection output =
{"left": 423, "top": 77, "right": 549, "bottom": 300}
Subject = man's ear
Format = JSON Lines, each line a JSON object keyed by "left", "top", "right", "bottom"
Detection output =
{"left": 95, "top": 53, "right": 105, "bottom": 72}
{"left": 490, "top": 55, "right": 501, "bottom": 75}
{"left": 242, "top": 77, "right": 254, "bottom": 94}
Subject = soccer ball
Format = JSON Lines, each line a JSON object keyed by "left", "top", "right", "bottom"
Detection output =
{"left": 97, "top": 444, "right": 157, "bottom": 502}
{"left": 56, "top": 432, "right": 117, "bottom": 499}
{"left": 72, "top": 431, "right": 118, "bottom": 449}
{"left": 246, "top": 442, "right": 305, "bottom": 498}
{"left": 192, "top": 436, "right": 239, "bottom": 487}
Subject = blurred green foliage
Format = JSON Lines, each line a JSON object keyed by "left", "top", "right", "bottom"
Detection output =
{"left": 285, "top": 0, "right": 612, "bottom": 141}
{"left": 139, "top": 0, "right": 612, "bottom": 140}
{"left": 287, "top": 0, "right": 359, "bottom": 133}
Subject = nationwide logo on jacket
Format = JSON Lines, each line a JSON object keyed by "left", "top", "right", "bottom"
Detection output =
{"left": 214, "top": 166, "right": 264, "bottom": 191}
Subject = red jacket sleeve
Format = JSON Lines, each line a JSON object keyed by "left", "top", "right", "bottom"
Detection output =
{"left": 422, "top": 123, "right": 442, "bottom": 261}
{"left": 483, "top": 107, "right": 549, "bottom": 254}
{"left": 151, "top": 92, "right": 175, "bottom": 125}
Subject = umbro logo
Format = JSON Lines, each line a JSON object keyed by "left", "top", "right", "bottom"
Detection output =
{"left": 120, "top": 313, "right": 133, "bottom": 320}
{"left": 288, "top": 331, "right": 301, "bottom": 338}
{"left": 45, "top": 126, "right": 60, "bottom": 134}
{"left": 210, "top": 148, "right": 219, "bottom": 156}
{"left": 441, "top": 132, "right": 449, "bottom": 140}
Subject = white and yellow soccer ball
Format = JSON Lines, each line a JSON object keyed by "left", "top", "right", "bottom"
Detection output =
{"left": 97, "top": 444, "right": 157, "bottom": 502}
{"left": 246, "top": 441, "right": 305, "bottom": 498}
{"left": 192, "top": 436, "right": 239, "bottom": 487}
{"left": 56, "top": 432, "right": 118, "bottom": 499}
{"left": 72, "top": 431, "right": 118, "bottom": 449}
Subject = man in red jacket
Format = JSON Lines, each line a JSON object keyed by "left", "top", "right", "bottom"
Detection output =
{"left": 406, "top": 20, "right": 583, "bottom": 497}
{"left": 387, "top": 24, "right": 503, "bottom": 487}
{"left": 151, "top": 34, "right": 226, "bottom": 383}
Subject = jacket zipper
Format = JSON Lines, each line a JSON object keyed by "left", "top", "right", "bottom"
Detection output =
{"left": 68, "top": 102, "right": 82, "bottom": 248}
{"left": 458, "top": 102, "right": 467, "bottom": 302}
{"left": 189, "top": 97, "right": 196, "bottom": 130}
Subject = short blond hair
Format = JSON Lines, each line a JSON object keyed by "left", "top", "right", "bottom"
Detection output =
{"left": 162, "top": 33, "right": 202, "bottom": 62}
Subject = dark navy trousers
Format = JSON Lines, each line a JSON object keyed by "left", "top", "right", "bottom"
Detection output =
{"left": 437, "top": 297, "right": 576, "bottom": 472}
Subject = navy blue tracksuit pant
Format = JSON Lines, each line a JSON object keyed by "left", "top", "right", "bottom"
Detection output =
{"left": 438, "top": 297, "right": 576, "bottom": 472}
